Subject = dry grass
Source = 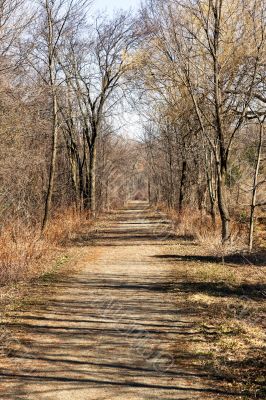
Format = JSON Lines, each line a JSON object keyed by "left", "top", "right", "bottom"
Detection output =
{"left": 44, "top": 207, "right": 92, "bottom": 245}
{"left": 162, "top": 205, "right": 265, "bottom": 398}
{"left": 0, "top": 208, "right": 92, "bottom": 286}
{"left": 181, "top": 260, "right": 266, "bottom": 399}
{"left": 168, "top": 207, "right": 216, "bottom": 239}
{"left": 0, "top": 224, "right": 47, "bottom": 285}
{"left": 166, "top": 207, "right": 248, "bottom": 256}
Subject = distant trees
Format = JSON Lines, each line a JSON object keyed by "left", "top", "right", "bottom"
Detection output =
{"left": 0, "top": 0, "right": 32, "bottom": 224}
{"left": 61, "top": 12, "right": 139, "bottom": 215}
{"left": 138, "top": 0, "right": 266, "bottom": 245}
{"left": 25, "top": 0, "right": 90, "bottom": 230}
{"left": 0, "top": 0, "right": 264, "bottom": 250}
{"left": 0, "top": 1, "right": 141, "bottom": 229}
{"left": 0, "top": 0, "right": 27, "bottom": 64}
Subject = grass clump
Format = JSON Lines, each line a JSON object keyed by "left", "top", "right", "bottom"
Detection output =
{"left": 0, "top": 208, "right": 92, "bottom": 286}
{"left": 183, "top": 259, "right": 265, "bottom": 399}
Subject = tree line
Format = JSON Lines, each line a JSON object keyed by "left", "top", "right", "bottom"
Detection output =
{"left": 0, "top": 0, "right": 265, "bottom": 250}
{"left": 0, "top": 0, "right": 141, "bottom": 230}
{"left": 137, "top": 0, "right": 266, "bottom": 249}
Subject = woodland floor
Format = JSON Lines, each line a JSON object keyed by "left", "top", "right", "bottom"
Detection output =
{"left": 0, "top": 201, "right": 265, "bottom": 399}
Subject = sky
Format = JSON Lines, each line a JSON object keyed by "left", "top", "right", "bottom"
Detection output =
{"left": 92, "top": 0, "right": 143, "bottom": 139}
{"left": 94, "top": 0, "right": 140, "bottom": 13}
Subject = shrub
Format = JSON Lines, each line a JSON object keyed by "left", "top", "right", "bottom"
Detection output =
{"left": 0, "top": 208, "right": 91, "bottom": 286}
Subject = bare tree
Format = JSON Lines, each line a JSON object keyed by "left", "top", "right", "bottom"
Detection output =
{"left": 248, "top": 117, "right": 265, "bottom": 252}
{"left": 63, "top": 12, "right": 139, "bottom": 215}
{"left": 139, "top": 0, "right": 266, "bottom": 242}
{"left": 25, "top": 0, "right": 89, "bottom": 231}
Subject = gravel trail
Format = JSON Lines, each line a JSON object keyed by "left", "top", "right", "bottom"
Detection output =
{"left": 0, "top": 202, "right": 238, "bottom": 399}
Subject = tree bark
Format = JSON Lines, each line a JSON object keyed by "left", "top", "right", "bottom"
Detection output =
{"left": 42, "top": 91, "right": 58, "bottom": 232}
{"left": 68, "top": 146, "right": 79, "bottom": 211}
{"left": 205, "top": 150, "right": 216, "bottom": 224}
{"left": 179, "top": 160, "right": 187, "bottom": 213}
{"left": 217, "top": 164, "right": 230, "bottom": 242}
{"left": 42, "top": 1, "right": 58, "bottom": 232}
{"left": 88, "top": 143, "right": 97, "bottom": 216}
{"left": 212, "top": 1, "right": 230, "bottom": 242}
{"left": 249, "top": 122, "right": 264, "bottom": 252}
{"left": 148, "top": 177, "right": 151, "bottom": 205}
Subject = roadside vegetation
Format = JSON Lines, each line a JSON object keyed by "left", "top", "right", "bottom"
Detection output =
{"left": 0, "top": 0, "right": 265, "bottom": 396}
{"left": 183, "top": 260, "right": 265, "bottom": 399}
{"left": 0, "top": 209, "right": 92, "bottom": 286}
{"left": 165, "top": 214, "right": 266, "bottom": 399}
{"left": 0, "top": 0, "right": 265, "bottom": 287}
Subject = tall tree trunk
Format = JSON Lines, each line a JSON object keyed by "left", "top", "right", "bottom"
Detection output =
{"left": 42, "top": 90, "right": 58, "bottom": 232}
{"left": 205, "top": 150, "right": 216, "bottom": 224}
{"left": 148, "top": 177, "right": 151, "bottom": 205}
{"left": 105, "top": 176, "right": 109, "bottom": 211}
{"left": 179, "top": 160, "right": 187, "bottom": 212}
{"left": 69, "top": 148, "right": 79, "bottom": 211}
{"left": 217, "top": 164, "right": 230, "bottom": 242}
{"left": 168, "top": 135, "right": 174, "bottom": 208}
{"left": 249, "top": 122, "right": 264, "bottom": 252}
{"left": 77, "top": 159, "right": 84, "bottom": 211}
{"left": 42, "top": 0, "right": 58, "bottom": 232}
{"left": 88, "top": 143, "right": 97, "bottom": 216}
{"left": 83, "top": 156, "right": 90, "bottom": 210}
{"left": 210, "top": 199, "right": 216, "bottom": 225}
{"left": 213, "top": 2, "right": 230, "bottom": 242}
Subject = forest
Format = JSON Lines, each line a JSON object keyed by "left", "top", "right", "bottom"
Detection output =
{"left": 1, "top": 0, "right": 265, "bottom": 259}
{"left": 0, "top": 0, "right": 265, "bottom": 398}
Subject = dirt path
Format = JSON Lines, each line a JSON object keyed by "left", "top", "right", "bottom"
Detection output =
{"left": 0, "top": 202, "right": 239, "bottom": 399}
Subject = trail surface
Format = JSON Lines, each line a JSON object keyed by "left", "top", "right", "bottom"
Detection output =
{"left": 0, "top": 202, "right": 238, "bottom": 399}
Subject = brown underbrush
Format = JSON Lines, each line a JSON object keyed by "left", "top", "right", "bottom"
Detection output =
{"left": 0, "top": 208, "right": 92, "bottom": 286}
